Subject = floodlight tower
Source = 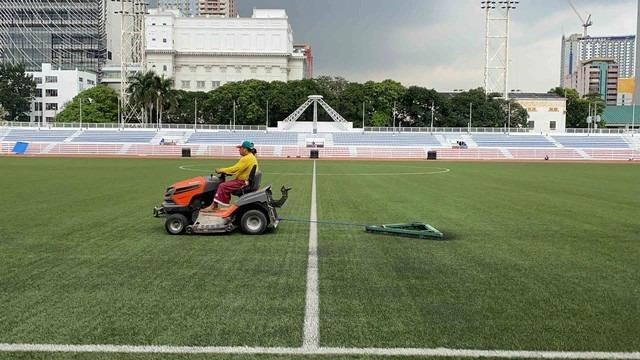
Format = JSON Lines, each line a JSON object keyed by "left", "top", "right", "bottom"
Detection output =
{"left": 116, "top": 0, "right": 147, "bottom": 125}
{"left": 481, "top": 0, "right": 518, "bottom": 99}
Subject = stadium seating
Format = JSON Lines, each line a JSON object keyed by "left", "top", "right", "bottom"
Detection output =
{"left": 471, "top": 134, "right": 556, "bottom": 148}
{"left": 332, "top": 133, "right": 441, "bottom": 146}
{"left": 552, "top": 136, "right": 631, "bottom": 148}
{"left": 71, "top": 130, "right": 156, "bottom": 143}
{"left": 2, "top": 129, "right": 76, "bottom": 142}
{"left": 186, "top": 131, "right": 298, "bottom": 145}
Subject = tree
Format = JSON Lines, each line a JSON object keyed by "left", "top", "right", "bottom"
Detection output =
{"left": 127, "top": 71, "right": 178, "bottom": 125}
{"left": 0, "top": 105, "right": 7, "bottom": 121}
{"left": 0, "top": 63, "right": 36, "bottom": 121}
{"left": 400, "top": 86, "right": 446, "bottom": 127}
{"left": 128, "top": 70, "right": 157, "bottom": 123}
{"left": 549, "top": 87, "right": 603, "bottom": 128}
{"left": 55, "top": 85, "right": 119, "bottom": 123}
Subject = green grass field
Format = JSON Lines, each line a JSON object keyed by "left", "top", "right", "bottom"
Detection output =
{"left": 0, "top": 157, "right": 638, "bottom": 359}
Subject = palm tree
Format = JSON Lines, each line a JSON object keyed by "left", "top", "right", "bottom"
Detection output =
{"left": 154, "top": 75, "right": 178, "bottom": 127}
{"left": 128, "top": 70, "right": 156, "bottom": 124}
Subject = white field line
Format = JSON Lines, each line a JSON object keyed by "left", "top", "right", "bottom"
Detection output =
{"left": 1, "top": 344, "right": 639, "bottom": 359}
{"left": 302, "top": 160, "right": 320, "bottom": 349}
{"left": 178, "top": 164, "right": 451, "bottom": 176}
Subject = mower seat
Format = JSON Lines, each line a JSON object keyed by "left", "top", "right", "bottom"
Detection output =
{"left": 232, "top": 165, "right": 262, "bottom": 197}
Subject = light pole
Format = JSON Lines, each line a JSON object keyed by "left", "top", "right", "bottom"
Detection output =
{"left": 632, "top": 104, "right": 636, "bottom": 135}
{"left": 507, "top": 101, "right": 511, "bottom": 134}
{"left": 265, "top": 99, "right": 269, "bottom": 132}
{"left": 430, "top": 101, "right": 435, "bottom": 133}
{"left": 468, "top": 103, "right": 473, "bottom": 133}
{"left": 79, "top": 97, "right": 93, "bottom": 130}
{"left": 232, "top": 100, "right": 236, "bottom": 131}
{"left": 392, "top": 101, "right": 397, "bottom": 133}
{"left": 194, "top": 97, "right": 197, "bottom": 131}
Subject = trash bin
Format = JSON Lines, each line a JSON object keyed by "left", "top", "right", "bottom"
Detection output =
{"left": 427, "top": 150, "right": 437, "bottom": 160}
{"left": 182, "top": 148, "right": 191, "bottom": 157}
{"left": 310, "top": 149, "right": 319, "bottom": 159}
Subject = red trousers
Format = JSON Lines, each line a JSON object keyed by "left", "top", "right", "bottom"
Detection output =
{"left": 214, "top": 179, "right": 246, "bottom": 206}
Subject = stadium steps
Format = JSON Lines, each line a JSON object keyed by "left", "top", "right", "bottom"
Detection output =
{"left": 575, "top": 149, "right": 592, "bottom": 160}
{"left": 349, "top": 146, "right": 358, "bottom": 157}
{"left": 64, "top": 130, "right": 84, "bottom": 143}
{"left": 546, "top": 135, "right": 564, "bottom": 148}
{"left": 499, "top": 148, "right": 514, "bottom": 159}
{"left": 0, "top": 128, "right": 9, "bottom": 141}
{"left": 42, "top": 143, "right": 57, "bottom": 154}
{"left": 119, "top": 144, "right": 133, "bottom": 154}
{"left": 195, "top": 145, "right": 209, "bottom": 156}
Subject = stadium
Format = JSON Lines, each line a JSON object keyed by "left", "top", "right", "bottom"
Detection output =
{"left": 1, "top": 105, "right": 639, "bottom": 359}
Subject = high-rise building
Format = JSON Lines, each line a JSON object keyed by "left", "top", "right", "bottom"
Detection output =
{"left": 199, "top": 0, "right": 238, "bottom": 17}
{"left": 0, "top": 0, "right": 110, "bottom": 74}
{"left": 158, "top": 0, "right": 199, "bottom": 16}
{"left": 561, "top": 34, "right": 635, "bottom": 86}
{"left": 573, "top": 58, "right": 619, "bottom": 106}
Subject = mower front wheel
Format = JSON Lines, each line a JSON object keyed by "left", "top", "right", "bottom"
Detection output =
{"left": 165, "top": 214, "right": 189, "bottom": 235}
{"left": 240, "top": 210, "right": 268, "bottom": 235}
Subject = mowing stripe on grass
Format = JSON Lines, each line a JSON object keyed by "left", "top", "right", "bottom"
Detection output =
{"left": 1, "top": 344, "right": 639, "bottom": 359}
{"left": 303, "top": 160, "right": 320, "bottom": 349}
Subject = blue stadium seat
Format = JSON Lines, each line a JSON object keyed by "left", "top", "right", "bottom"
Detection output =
{"left": 71, "top": 130, "right": 156, "bottom": 143}
{"left": 472, "top": 134, "right": 556, "bottom": 148}
{"left": 3, "top": 129, "right": 76, "bottom": 142}
{"left": 552, "top": 136, "right": 630, "bottom": 149}
{"left": 186, "top": 131, "right": 298, "bottom": 145}
{"left": 332, "top": 133, "right": 441, "bottom": 146}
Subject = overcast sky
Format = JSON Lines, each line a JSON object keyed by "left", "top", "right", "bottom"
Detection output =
{"left": 236, "top": 0, "right": 637, "bottom": 92}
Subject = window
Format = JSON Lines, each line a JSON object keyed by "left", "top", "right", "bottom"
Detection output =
{"left": 46, "top": 117, "right": 54, "bottom": 123}
{"left": 34, "top": 77, "right": 42, "bottom": 84}
{"left": 527, "top": 107, "right": 537, "bottom": 112}
{"left": 45, "top": 76, "right": 57, "bottom": 83}
{"left": 163, "top": 65, "right": 167, "bottom": 71}
{"left": 197, "top": 81, "right": 205, "bottom": 89}
{"left": 163, "top": 38, "right": 167, "bottom": 43}
{"left": 34, "top": 102, "right": 43, "bottom": 111}
{"left": 152, "top": 38, "right": 156, "bottom": 42}
{"left": 45, "top": 103, "right": 58, "bottom": 111}
{"left": 34, "top": 115, "right": 42, "bottom": 122}
{"left": 527, "top": 121, "right": 535, "bottom": 128}
{"left": 550, "top": 121, "right": 557, "bottom": 130}
{"left": 549, "top": 107, "right": 559, "bottom": 112}
{"left": 181, "top": 80, "right": 190, "bottom": 89}
{"left": 79, "top": 77, "right": 83, "bottom": 82}
{"left": 211, "top": 81, "right": 220, "bottom": 89}
{"left": 45, "top": 89, "right": 58, "bottom": 97}
{"left": 87, "top": 79, "right": 95, "bottom": 85}
{"left": 35, "top": 89, "right": 42, "bottom": 97}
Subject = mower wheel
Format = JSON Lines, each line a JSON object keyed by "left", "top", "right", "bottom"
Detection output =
{"left": 240, "top": 209, "right": 268, "bottom": 235}
{"left": 165, "top": 214, "right": 189, "bottom": 235}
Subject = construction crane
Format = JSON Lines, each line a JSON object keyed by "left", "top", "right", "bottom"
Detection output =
{"left": 567, "top": 0, "right": 593, "bottom": 37}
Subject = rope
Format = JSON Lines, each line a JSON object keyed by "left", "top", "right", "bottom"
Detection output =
{"left": 278, "top": 217, "right": 367, "bottom": 228}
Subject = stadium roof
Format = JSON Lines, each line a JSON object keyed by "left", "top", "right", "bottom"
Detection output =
{"left": 602, "top": 106, "right": 639, "bottom": 125}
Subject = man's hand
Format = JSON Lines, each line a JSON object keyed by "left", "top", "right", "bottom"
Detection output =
{"left": 215, "top": 168, "right": 220, "bottom": 174}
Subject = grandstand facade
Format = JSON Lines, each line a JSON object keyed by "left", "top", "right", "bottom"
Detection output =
{"left": 1, "top": 123, "right": 638, "bottom": 161}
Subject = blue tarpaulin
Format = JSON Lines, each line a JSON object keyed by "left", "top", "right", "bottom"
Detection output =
{"left": 12, "top": 142, "right": 29, "bottom": 154}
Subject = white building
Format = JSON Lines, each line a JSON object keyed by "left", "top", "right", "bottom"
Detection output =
{"left": 27, "top": 64, "right": 97, "bottom": 124}
{"left": 144, "top": 8, "right": 307, "bottom": 92}
{"left": 511, "top": 93, "right": 567, "bottom": 133}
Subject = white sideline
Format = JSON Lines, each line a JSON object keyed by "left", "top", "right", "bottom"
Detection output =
{"left": 302, "top": 160, "right": 320, "bottom": 348}
{"left": 1, "top": 344, "right": 639, "bottom": 359}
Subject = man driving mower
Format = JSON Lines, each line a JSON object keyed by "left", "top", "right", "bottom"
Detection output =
{"left": 202, "top": 140, "right": 258, "bottom": 211}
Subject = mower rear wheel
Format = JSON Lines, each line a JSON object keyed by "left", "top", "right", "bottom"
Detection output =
{"left": 240, "top": 210, "right": 268, "bottom": 235}
{"left": 165, "top": 214, "right": 189, "bottom": 235}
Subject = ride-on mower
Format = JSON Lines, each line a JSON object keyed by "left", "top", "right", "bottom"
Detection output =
{"left": 153, "top": 166, "right": 291, "bottom": 235}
